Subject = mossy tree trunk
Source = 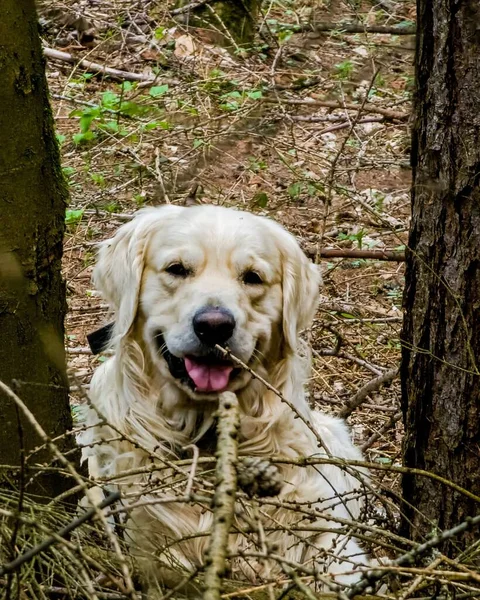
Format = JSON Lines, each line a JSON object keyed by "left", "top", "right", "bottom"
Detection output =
{"left": 176, "top": 0, "right": 261, "bottom": 49}
{"left": 401, "top": 0, "right": 480, "bottom": 552}
{"left": 0, "top": 1, "right": 74, "bottom": 497}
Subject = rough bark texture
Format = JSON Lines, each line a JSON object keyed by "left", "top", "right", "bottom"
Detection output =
{"left": 0, "top": 2, "right": 73, "bottom": 496}
{"left": 176, "top": 0, "right": 261, "bottom": 48}
{"left": 401, "top": 0, "right": 480, "bottom": 551}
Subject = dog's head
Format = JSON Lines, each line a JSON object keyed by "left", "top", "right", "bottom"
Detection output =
{"left": 94, "top": 205, "right": 320, "bottom": 400}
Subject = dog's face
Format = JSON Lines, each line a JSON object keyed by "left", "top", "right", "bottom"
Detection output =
{"left": 94, "top": 206, "right": 320, "bottom": 400}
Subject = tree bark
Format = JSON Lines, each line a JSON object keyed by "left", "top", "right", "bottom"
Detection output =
{"left": 401, "top": 0, "right": 480, "bottom": 552}
{"left": 175, "top": 0, "right": 261, "bottom": 48}
{"left": 0, "top": 2, "right": 74, "bottom": 497}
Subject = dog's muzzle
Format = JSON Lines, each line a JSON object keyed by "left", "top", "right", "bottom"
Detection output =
{"left": 154, "top": 331, "right": 239, "bottom": 394}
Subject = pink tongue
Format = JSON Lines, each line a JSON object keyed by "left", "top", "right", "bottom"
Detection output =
{"left": 184, "top": 357, "right": 233, "bottom": 393}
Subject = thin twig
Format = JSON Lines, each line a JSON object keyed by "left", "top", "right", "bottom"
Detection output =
{"left": 361, "top": 411, "right": 402, "bottom": 452}
{"left": 0, "top": 492, "right": 120, "bottom": 577}
{"left": 347, "top": 513, "right": 480, "bottom": 597}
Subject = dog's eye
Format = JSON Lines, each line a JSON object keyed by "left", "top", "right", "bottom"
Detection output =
{"left": 242, "top": 270, "right": 263, "bottom": 285}
{"left": 165, "top": 263, "right": 190, "bottom": 278}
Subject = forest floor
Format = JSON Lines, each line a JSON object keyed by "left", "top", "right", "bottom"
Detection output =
{"left": 39, "top": 0, "right": 419, "bottom": 593}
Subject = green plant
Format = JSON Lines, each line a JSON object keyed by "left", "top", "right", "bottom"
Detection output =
{"left": 70, "top": 86, "right": 151, "bottom": 143}
{"left": 247, "top": 156, "right": 267, "bottom": 172}
{"left": 335, "top": 60, "right": 354, "bottom": 80}
{"left": 65, "top": 208, "right": 84, "bottom": 227}
{"left": 338, "top": 229, "right": 367, "bottom": 248}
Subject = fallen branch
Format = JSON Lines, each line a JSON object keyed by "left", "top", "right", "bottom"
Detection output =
{"left": 43, "top": 47, "right": 178, "bottom": 85}
{"left": 339, "top": 368, "right": 398, "bottom": 418}
{"left": 203, "top": 392, "right": 240, "bottom": 600}
{"left": 288, "top": 21, "right": 416, "bottom": 36}
{"left": 305, "top": 247, "right": 406, "bottom": 262}
{"left": 264, "top": 96, "right": 409, "bottom": 122}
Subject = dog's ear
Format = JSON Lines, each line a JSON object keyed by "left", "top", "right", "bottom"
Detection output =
{"left": 94, "top": 207, "right": 183, "bottom": 339}
{"left": 277, "top": 229, "right": 321, "bottom": 354}
{"left": 93, "top": 217, "right": 148, "bottom": 339}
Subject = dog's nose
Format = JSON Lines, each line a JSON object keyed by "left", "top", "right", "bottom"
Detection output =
{"left": 193, "top": 307, "right": 236, "bottom": 346}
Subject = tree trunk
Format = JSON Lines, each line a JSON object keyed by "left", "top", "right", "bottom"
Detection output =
{"left": 176, "top": 0, "right": 261, "bottom": 49}
{"left": 401, "top": 0, "right": 480, "bottom": 552}
{"left": 0, "top": 1, "right": 74, "bottom": 497}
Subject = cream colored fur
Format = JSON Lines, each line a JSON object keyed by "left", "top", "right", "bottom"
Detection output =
{"left": 78, "top": 205, "right": 369, "bottom": 594}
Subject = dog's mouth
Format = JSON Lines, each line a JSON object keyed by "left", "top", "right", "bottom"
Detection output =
{"left": 154, "top": 332, "right": 240, "bottom": 394}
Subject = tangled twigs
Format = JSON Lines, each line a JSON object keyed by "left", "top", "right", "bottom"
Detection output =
{"left": 0, "top": 491, "right": 120, "bottom": 577}
{"left": 339, "top": 368, "right": 399, "bottom": 419}
{"left": 203, "top": 392, "right": 240, "bottom": 600}
{"left": 0, "top": 378, "right": 138, "bottom": 599}
{"left": 347, "top": 513, "right": 480, "bottom": 598}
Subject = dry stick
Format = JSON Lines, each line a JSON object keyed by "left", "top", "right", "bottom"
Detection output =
{"left": 0, "top": 492, "right": 120, "bottom": 577}
{"left": 262, "top": 97, "right": 408, "bottom": 121}
{"left": 338, "top": 368, "right": 399, "bottom": 419}
{"left": 360, "top": 411, "right": 402, "bottom": 452}
{"left": 43, "top": 47, "right": 178, "bottom": 85}
{"left": 305, "top": 248, "right": 406, "bottom": 262}
{"left": 346, "top": 513, "right": 480, "bottom": 598}
{"left": 290, "top": 21, "right": 416, "bottom": 35}
{"left": 203, "top": 392, "right": 240, "bottom": 600}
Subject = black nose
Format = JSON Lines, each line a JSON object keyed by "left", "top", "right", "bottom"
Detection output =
{"left": 193, "top": 307, "right": 236, "bottom": 346}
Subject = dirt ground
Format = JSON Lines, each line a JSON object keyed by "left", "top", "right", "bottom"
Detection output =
{"left": 41, "top": 0, "right": 416, "bottom": 573}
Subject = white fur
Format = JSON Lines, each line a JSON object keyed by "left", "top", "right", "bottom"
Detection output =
{"left": 78, "top": 205, "right": 369, "bottom": 594}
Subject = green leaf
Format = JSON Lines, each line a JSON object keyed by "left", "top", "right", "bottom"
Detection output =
{"left": 121, "top": 81, "right": 133, "bottom": 92}
{"left": 79, "top": 114, "right": 94, "bottom": 133}
{"left": 375, "top": 457, "right": 392, "bottom": 465}
{"left": 287, "top": 182, "right": 302, "bottom": 198}
{"left": 102, "top": 120, "right": 120, "bottom": 133}
{"left": 155, "top": 26, "right": 166, "bottom": 40}
{"left": 246, "top": 90, "right": 263, "bottom": 100}
{"left": 278, "top": 29, "right": 293, "bottom": 43}
{"left": 193, "top": 138, "right": 204, "bottom": 149}
{"left": 56, "top": 133, "right": 66, "bottom": 146}
{"left": 253, "top": 192, "right": 269, "bottom": 208}
{"left": 143, "top": 120, "right": 170, "bottom": 131}
{"left": 65, "top": 209, "right": 84, "bottom": 225}
{"left": 72, "top": 131, "right": 96, "bottom": 144}
{"left": 102, "top": 91, "right": 119, "bottom": 108}
{"left": 149, "top": 84, "right": 169, "bottom": 98}
{"left": 220, "top": 101, "right": 239, "bottom": 111}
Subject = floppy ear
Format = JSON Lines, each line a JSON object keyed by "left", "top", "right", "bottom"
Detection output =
{"left": 93, "top": 207, "right": 181, "bottom": 340}
{"left": 277, "top": 229, "right": 321, "bottom": 354}
{"left": 93, "top": 217, "right": 148, "bottom": 340}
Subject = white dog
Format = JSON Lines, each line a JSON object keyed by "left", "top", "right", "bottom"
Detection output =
{"left": 79, "top": 205, "right": 368, "bottom": 595}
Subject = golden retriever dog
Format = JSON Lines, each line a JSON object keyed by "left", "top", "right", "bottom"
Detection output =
{"left": 79, "top": 205, "right": 368, "bottom": 595}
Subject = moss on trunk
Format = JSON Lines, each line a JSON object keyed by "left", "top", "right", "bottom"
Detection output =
{"left": 0, "top": 1, "right": 75, "bottom": 498}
